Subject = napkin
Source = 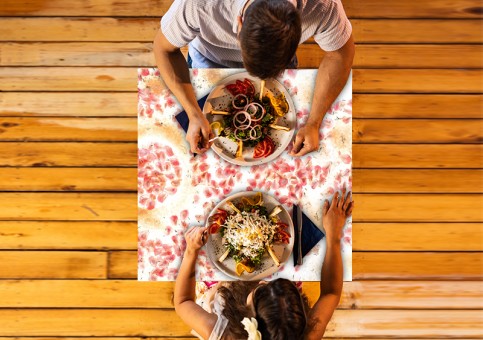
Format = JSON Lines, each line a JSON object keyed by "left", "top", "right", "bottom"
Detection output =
{"left": 175, "top": 94, "right": 210, "bottom": 133}
{"left": 292, "top": 205, "right": 325, "bottom": 266}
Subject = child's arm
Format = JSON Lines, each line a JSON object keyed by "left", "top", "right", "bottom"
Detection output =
{"left": 305, "top": 189, "right": 353, "bottom": 340}
{"left": 174, "top": 226, "right": 217, "bottom": 339}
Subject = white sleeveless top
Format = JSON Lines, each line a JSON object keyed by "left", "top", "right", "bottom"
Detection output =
{"left": 192, "top": 282, "right": 229, "bottom": 340}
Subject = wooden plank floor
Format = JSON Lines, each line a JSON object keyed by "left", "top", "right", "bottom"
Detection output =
{"left": 0, "top": 0, "right": 482, "bottom": 338}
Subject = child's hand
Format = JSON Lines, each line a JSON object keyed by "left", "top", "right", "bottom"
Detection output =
{"left": 322, "top": 188, "right": 353, "bottom": 242}
{"left": 185, "top": 226, "right": 209, "bottom": 254}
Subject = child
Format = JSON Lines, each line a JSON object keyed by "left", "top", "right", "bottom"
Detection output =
{"left": 174, "top": 189, "right": 353, "bottom": 339}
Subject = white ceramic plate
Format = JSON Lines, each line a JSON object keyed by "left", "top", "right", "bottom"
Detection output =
{"left": 202, "top": 72, "right": 296, "bottom": 166}
{"left": 205, "top": 191, "right": 294, "bottom": 281}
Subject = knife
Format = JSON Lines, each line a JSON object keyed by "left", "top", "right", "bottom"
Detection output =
{"left": 295, "top": 204, "right": 303, "bottom": 265}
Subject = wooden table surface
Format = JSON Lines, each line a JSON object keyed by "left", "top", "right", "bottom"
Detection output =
{"left": 0, "top": 0, "right": 482, "bottom": 338}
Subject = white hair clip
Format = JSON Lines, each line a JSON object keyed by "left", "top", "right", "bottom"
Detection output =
{"left": 241, "top": 317, "right": 262, "bottom": 340}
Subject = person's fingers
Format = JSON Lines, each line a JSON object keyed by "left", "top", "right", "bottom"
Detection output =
{"left": 322, "top": 199, "right": 329, "bottom": 216}
{"left": 338, "top": 188, "right": 346, "bottom": 208}
{"left": 331, "top": 191, "right": 339, "bottom": 209}
{"left": 190, "top": 133, "right": 202, "bottom": 153}
{"left": 289, "top": 133, "right": 304, "bottom": 156}
{"left": 292, "top": 144, "right": 313, "bottom": 157}
{"left": 343, "top": 191, "right": 352, "bottom": 211}
{"left": 346, "top": 201, "right": 354, "bottom": 216}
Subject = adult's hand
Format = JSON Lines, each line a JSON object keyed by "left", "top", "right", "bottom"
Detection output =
{"left": 187, "top": 114, "right": 214, "bottom": 154}
{"left": 289, "top": 123, "right": 320, "bottom": 157}
{"left": 322, "top": 188, "right": 353, "bottom": 242}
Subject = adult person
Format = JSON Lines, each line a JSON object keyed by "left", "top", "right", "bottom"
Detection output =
{"left": 154, "top": 0, "right": 354, "bottom": 156}
{"left": 174, "top": 189, "right": 353, "bottom": 339}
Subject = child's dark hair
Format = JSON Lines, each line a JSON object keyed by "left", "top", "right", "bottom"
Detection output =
{"left": 254, "top": 278, "right": 308, "bottom": 339}
{"left": 218, "top": 279, "right": 309, "bottom": 339}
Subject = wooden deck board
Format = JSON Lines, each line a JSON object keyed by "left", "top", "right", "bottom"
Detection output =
{"left": 0, "top": 193, "right": 480, "bottom": 222}
{"left": 2, "top": 43, "right": 482, "bottom": 68}
{"left": 1, "top": 118, "right": 481, "bottom": 143}
{"left": 0, "top": 309, "right": 480, "bottom": 337}
{"left": 0, "top": 280, "right": 481, "bottom": 309}
{"left": 1, "top": 0, "right": 482, "bottom": 18}
{"left": 2, "top": 67, "right": 481, "bottom": 93}
{"left": 0, "top": 0, "right": 481, "bottom": 338}
{"left": 1, "top": 18, "right": 481, "bottom": 43}
{"left": 108, "top": 250, "right": 483, "bottom": 280}
{"left": 0, "top": 251, "right": 107, "bottom": 279}
{"left": 2, "top": 93, "right": 480, "bottom": 118}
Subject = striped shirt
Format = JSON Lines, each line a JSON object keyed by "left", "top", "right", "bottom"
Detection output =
{"left": 161, "top": 0, "right": 352, "bottom": 68}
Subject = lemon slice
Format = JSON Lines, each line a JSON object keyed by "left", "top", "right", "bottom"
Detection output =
{"left": 252, "top": 192, "right": 263, "bottom": 205}
{"left": 210, "top": 121, "right": 223, "bottom": 135}
{"left": 236, "top": 262, "right": 245, "bottom": 276}
{"left": 241, "top": 197, "right": 254, "bottom": 207}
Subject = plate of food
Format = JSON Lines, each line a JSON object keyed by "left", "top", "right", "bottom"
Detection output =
{"left": 205, "top": 191, "right": 294, "bottom": 280}
{"left": 203, "top": 72, "right": 296, "bottom": 166}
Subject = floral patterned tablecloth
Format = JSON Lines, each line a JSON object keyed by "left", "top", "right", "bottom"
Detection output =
{"left": 138, "top": 68, "right": 352, "bottom": 281}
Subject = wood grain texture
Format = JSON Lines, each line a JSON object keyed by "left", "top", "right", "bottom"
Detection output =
{"left": 353, "top": 94, "right": 483, "bottom": 119}
{"left": 353, "top": 69, "right": 483, "bottom": 93}
{"left": 109, "top": 251, "right": 137, "bottom": 279}
{"left": 344, "top": 0, "right": 483, "bottom": 18}
{"left": 353, "top": 194, "right": 483, "bottom": 222}
{"left": 0, "top": 118, "right": 137, "bottom": 141}
{"left": 3, "top": 93, "right": 480, "bottom": 118}
{"left": 353, "top": 252, "right": 482, "bottom": 280}
{"left": 0, "top": 193, "right": 479, "bottom": 222}
{"left": 353, "top": 144, "right": 482, "bottom": 168}
{"left": 352, "top": 19, "right": 483, "bottom": 43}
{"left": 1, "top": 0, "right": 482, "bottom": 18}
{"left": 1, "top": 143, "right": 480, "bottom": 168}
{"left": 0, "top": 92, "right": 137, "bottom": 117}
{"left": 0, "top": 142, "right": 136, "bottom": 167}
{"left": 0, "top": 168, "right": 136, "bottom": 191}
{"left": 109, "top": 250, "right": 483, "bottom": 280}
{"left": 353, "top": 119, "right": 483, "bottom": 143}
{"left": 0, "top": 309, "right": 479, "bottom": 337}
{"left": 302, "top": 44, "right": 483, "bottom": 69}
{"left": 2, "top": 68, "right": 480, "bottom": 93}
{"left": 2, "top": 118, "right": 480, "bottom": 143}
{"left": 0, "top": 221, "right": 136, "bottom": 249}
{"left": 2, "top": 43, "right": 482, "bottom": 69}
{"left": 1, "top": 18, "right": 481, "bottom": 43}
{"left": 1, "top": 168, "right": 480, "bottom": 193}
{"left": 352, "top": 169, "right": 483, "bottom": 193}
{"left": 0, "top": 251, "right": 106, "bottom": 279}
{"left": 1, "top": 280, "right": 481, "bottom": 309}
{"left": 1, "top": 221, "right": 479, "bottom": 252}
{"left": 353, "top": 223, "right": 483, "bottom": 251}
{"left": 0, "top": 193, "right": 136, "bottom": 221}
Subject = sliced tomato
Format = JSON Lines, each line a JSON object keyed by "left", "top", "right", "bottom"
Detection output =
{"left": 275, "top": 230, "right": 291, "bottom": 244}
{"left": 225, "top": 84, "right": 239, "bottom": 96}
{"left": 209, "top": 223, "right": 221, "bottom": 234}
{"left": 253, "top": 139, "right": 268, "bottom": 158}
{"left": 243, "top": 78, "right": 255, "bottom": 96}
{"left": 276, "top": 222, "right": 289, "bottom": 231}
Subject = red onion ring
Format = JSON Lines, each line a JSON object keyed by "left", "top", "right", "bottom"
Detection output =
{"left": 233, "top": 111, "right": 251, "bottom": 128}
{"left": 233, "top": 128, "right": 251, "bottom": 141}
{"left": 249, "top": 126, "right": 262, "bottom": 140}
{"left": 244, "top": 102, "right": 265, "bottom": 122}
{"left": 232, "top": 94, "right": 248, "bottom": 109}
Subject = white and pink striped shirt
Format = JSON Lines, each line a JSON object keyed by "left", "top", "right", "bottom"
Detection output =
{"left": 161, "top": 0, "right": 352, "bottom": 68}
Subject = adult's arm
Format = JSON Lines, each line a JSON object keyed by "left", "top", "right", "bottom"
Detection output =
{"left": 291, "top": 34, "right": 354, "bottom": 156}
{"left": 153, "top": 30, "right": 213, "bottom": 153}
{"left": 174, "top": 226, "right": 217, "bottom": 339}
{"left": 305, "top": 189, "right": 353, "bottom": 340}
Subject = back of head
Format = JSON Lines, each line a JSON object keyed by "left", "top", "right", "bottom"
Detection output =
{"left": 254, "top": 278, "right": 308, "bottom": 339}
{"left": 240, "top": 0, "right": 301, "bottom": 79}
